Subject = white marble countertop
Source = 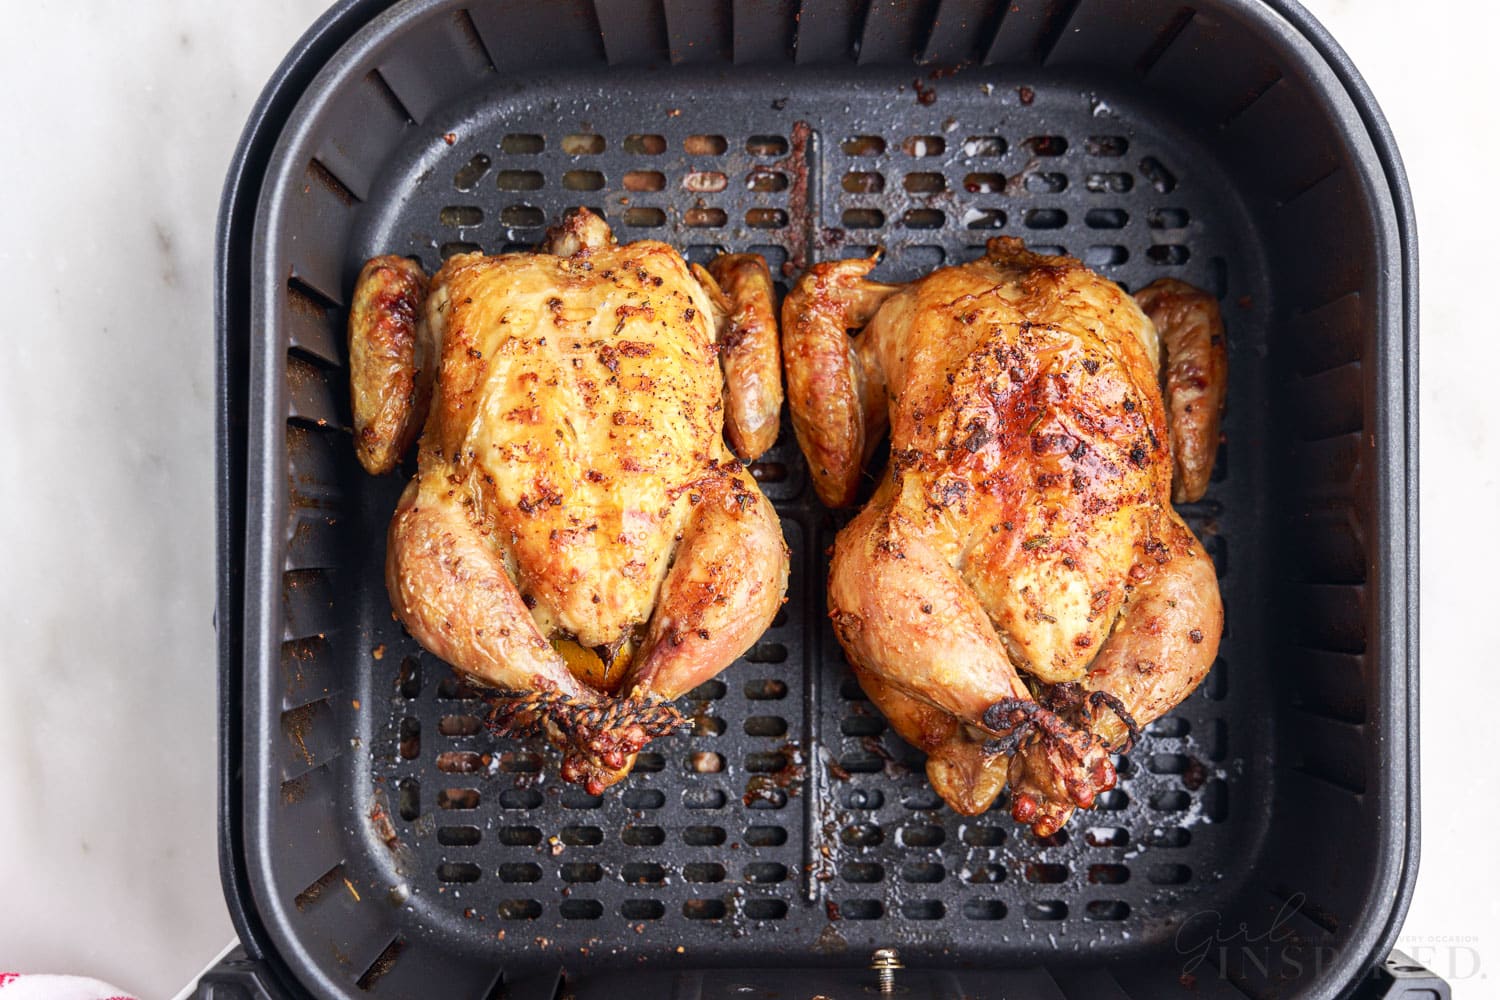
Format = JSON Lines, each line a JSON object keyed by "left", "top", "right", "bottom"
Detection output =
{"left": 0, "top": 0, "right": 1493, "bottom": 994}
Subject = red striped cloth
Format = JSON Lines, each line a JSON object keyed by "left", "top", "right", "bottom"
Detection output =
{"left": 0, "top": 975, "right": 136, "bottom": 1000}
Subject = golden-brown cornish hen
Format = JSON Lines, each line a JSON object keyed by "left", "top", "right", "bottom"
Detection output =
{"left": 784, "top": 238, "right": 1226, "bottom": 835}
{"left": 348, "top": 209, "right": 789, "bottom": 792}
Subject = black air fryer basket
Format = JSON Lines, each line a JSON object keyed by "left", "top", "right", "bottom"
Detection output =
{"left": 212, "top": 1, "right": 1424, "bottom": 996}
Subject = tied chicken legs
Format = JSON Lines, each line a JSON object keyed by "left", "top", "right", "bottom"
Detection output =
{"left": 784, "top": 238, "right": 1226, "bottom": 835}
{"left": 348, "top": 209, "right": 789, "bottom": 792}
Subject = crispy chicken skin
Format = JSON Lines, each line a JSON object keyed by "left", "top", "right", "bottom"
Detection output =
{"left": 350, "top": 209, "right": 789, "bottom": 791}
{"left": 786, "top": 238, "right": 1224, "bottom": 833}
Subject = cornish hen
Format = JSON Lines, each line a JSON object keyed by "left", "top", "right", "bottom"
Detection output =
{"left": 349, "top": 209, "right": 789, "bottom": 792}
{"left": 783, "top": 238, "right": 1225, "bottom": 835}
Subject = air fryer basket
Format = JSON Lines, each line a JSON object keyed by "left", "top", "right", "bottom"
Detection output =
{"left": 213, "top": 1, "right": 1419, "bottom": 997}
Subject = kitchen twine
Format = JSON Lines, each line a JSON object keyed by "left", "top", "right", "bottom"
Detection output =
{"left": 0, "top": 974, "right": 137, "bottom": 1000}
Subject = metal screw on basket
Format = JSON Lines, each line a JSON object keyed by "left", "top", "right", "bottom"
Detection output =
{"left": 870, "top": 948, "right": 903, "bottom": 994}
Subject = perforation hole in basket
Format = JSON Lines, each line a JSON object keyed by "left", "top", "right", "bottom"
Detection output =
{"left": 398, "top": 717, "right": 420, "bottom": 759}
{"left": 622, "top": 825, "right": 665, "bottom": 847}
{"left": 1026, "top": 900, "right": 1068, "bottom": 921}
{"left": 904, "top": 171, "right": 946, "bottom": 193}
{"left": 452, "top": 153, "right": 491, "bottom": 191}
{"left": 561, "top": 133, "right": 604, "bottom": 155}
{"left": 1088, "top": 863, "right": 1130, "bottom": 885}
{"left": 1086, "top": 900, "right": 1131, "bottom": 921}
{"left": 1024, "top": 134, "right": 1069, "bottom": 155}
{"left": 1024, "top": 208, "right": 1066, "bottom": 229}
{"left": 621, "top": 899, "right": 665, "bottom": 920}
{"left": 1149, "top": 207, "right": 1191, "bottom": 229}
{"left": 692, "top": 715, "right": 726, "bottom": 738}
{"left": 439, "top": 205, "right": 483, "bottom": 227}
{"left": 559, "top": 825, "right": 602, "bottom": 847}
{"left": 958, "top": 172, "right": 1002, "bottom": 194}
{"left": 745, "top": 678, "right": 787, "bottom": 700}
{"left": 623, "top": 861, "right": 666, "bottom": 884}
{"left": 623, "top": 207, "right": 666, "bottom": 228}
{"left": 500, "top": 133, "right": 544, "bottom": 154}
{"left": 437, "top": 825, "right": 480, "bottom": 847}
{"left": 684, "top": 825, "right": 727, "bottom": 846}
{"left": 840, "top": 715, "right": 885, "bottom": 737}
{"left": 437, "top": 787, "right": 479, "bottom": 810}
{"left": 561, "top": 862, "right": 603, "bottom": 883}
{"left": 499, "top": 751, "right": 541, "bottom": 773}
{"left": 901, "top": 862, "right": 945, "bottom": 884}
{"left": 685, "top": 207, "right": 728, "bottom": 228}
{"left": 1084, "top": 135, "right": 1129, "bottom": 157}
{"left": 436, "top": 751, "right": 483, "bottom": 774}
{"left": 562, "top": 169, "right": 605, "bottom": 191}
{"left": 398, "top": 779, "right": 420, "bottom": 821}
{"left": 441, "top": 241, "right": 482, "bottom": 258}
{"left": 1086, "top": 171, "right": 1134, "bottom": 193}
{"left": 841, "top": 900, "right": 884, "bottom": 920}
{"left": 622, "top": 170, "right": 665, "bottom": 192}
{"left": 561, "top": 899, "right": 603, "bottom": 920}
{"left": 962, "top": 207, "right": 1006, "bottom": 230}
{"left": 899, "top": 825, "right": 945, "bottom": 848}
{"left": 685, "top": 134, "right": 728, "bottom": 155}
{"left": 498, "top": 788, "right": 542, "bottom": 809}
{"left": 1085, "top": 245, "right": 1128, "bottom": 268}
{"left": 1085, "top": 207, "right": 1128, "bottom": 229}
{"left": 1139, "top": 156, "right": 1178, "bottom": 193}
{"left": 687, "top": 791, "right": 726, "bottom": 815}
{"left": 842, "top": 135, "right": 886, "bottom": 156}
{"left": 561, "top": 787, "right": 603, "bottom": 809}
{"left": 1086, "top": 826, "right": 1130, "bottom": 848}
{"left": 498, "top": 899, "right": 542, "bottom": 920}
{"left": 961, "top": 824, "right": 1007, "bottom": 847}
{"left": 744, "top": 899, "right": 789, "bottom": 920}
{"left": 966, "top": 863, "right": 1005, "bottom": 885}
{"left": 634, "top": 751, "right": 666, "bottom": 772}
{"left": 684, "top": 899, "right": 727, "bottom": 920}
{"left": 840, "top": 787, "right": 883, "bottom": 810}
{"left": 623, "top": 133, "right": 666, "bottom": 155}
{"left": 743, "top": 715, "right": 788, "bottom": 738}
{"left": 437, "top": 713, "right": 480, "bottom": 736}
{"left": 842, "top": 170, "right": 885, "bottom": 194}
{"left": 1026, "top": 863, "right": 1069, "bottom": 885}
{"left": 684, "top": 170, "right": 728, "bottom": 193}
{"left": 1025, "top": 172, "right": 1068, "bottom": 194}
{"left": 842, "top": 208, "right": 885, "bottom": 229}
{"left": 746, "top": 134, "right": 788, "bottom": 156}
{"left": 746, "top": 168, "right": 789, "bottom": 192}
{"left": 498, "top": 862, "right": 542, "bottom": 883}
{"left": 1147, "top": 244, "right": 1190, "bottom": 265}
{"left": 963, "top": 135, "right": 1006, "bottom": 157}
{"left": 902, "top": 135, "right": 945, "bottom": 157}
{"left": 622, "top": 788, "right": 665, "bottom": 811}
{"left": 746, "top": 208, "right": 787, "bottom": 229}
{"left": 903, "top": 208, "right": 944, "bottom": 229}
{"left": 842, "top": 862, "right": 884, "bottom": 884}
{"left": 395, "top": 655, "right": 422, "bottom": 698}
{"left": 496, "top": 169, "right": 543, "bottom": 191}
{"left": 841, "top": 823, "right": 883, "bottom": 847}
{"left": 688, "top": 751, "right": 725, "bottom": 773}
{"left": 497, "top": 825, "right": 541, "bottom": 847}
{"left": 499, "top": 204, "right": 545, "bottom": 227}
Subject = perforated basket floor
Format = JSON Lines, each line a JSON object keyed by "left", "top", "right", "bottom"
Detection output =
{"left": 223, "top": 1, "right": 1417, "bottom": 997}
